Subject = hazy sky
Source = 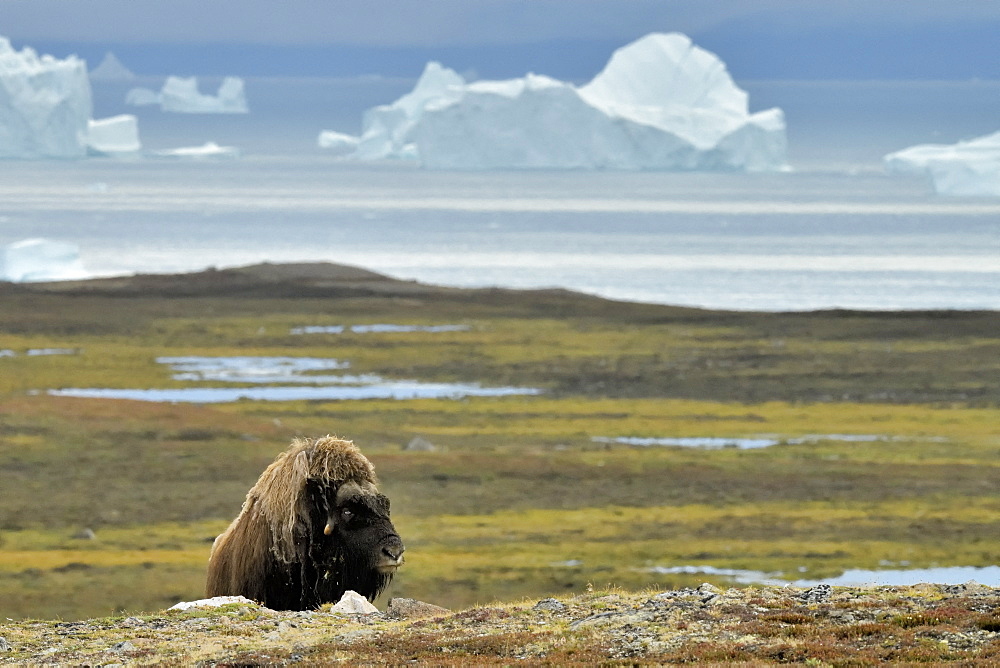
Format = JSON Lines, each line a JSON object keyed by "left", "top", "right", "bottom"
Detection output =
{"left": 4, "top": 0, "right": 1000, "bottom": 79}
{"left": 4, "top": 0, "right": 1000, "bottom": 45}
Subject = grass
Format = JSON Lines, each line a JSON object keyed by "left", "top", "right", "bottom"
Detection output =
{"left": 0, "top": 265, "right": 998, "bottom": 620}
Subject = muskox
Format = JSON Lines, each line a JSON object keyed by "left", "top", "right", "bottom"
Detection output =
{"left": 205, "top": 436, "right": 404, "bottom": 610}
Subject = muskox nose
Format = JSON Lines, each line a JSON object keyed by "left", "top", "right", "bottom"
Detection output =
{"left": 382, "top": 543, "right": 405, "bottom": 563}
{"left": 380, "top": 535, "right": 405, "bottom": 568}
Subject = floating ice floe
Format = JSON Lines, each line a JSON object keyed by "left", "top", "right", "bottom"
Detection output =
{"left": 150, "top": 141, "right": 240, "bottom": 160}
{"left": 884, "top": 130, "right": 1000, "bottom": 196}
{"left": 319, "top": 32, "right": 786, "bottom": 171}
{"left": 0, "top": 238, "right": 89, "bottom": 282}
{"left": 47, "top": 355, "right": 540, "bottom": 403}
{"left": 0, "top": 36, "right": 92, "bottom": 158}
{"left": 126, "top": 75, "right": 248, "bottom": 113}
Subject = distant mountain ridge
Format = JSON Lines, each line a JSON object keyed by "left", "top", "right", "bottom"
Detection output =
{"left": 25, "top": 20, "right": 1000, "bottom": 82}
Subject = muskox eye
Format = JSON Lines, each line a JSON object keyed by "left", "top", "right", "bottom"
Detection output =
{"left": 341, "top": 507, "right": 353, "bottom": 521}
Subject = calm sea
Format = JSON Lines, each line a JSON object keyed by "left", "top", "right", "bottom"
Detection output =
{"left": 0, "top": 77, "right": 997, "bottom": 312}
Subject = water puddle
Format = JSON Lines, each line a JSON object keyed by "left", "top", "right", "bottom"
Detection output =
{"left": 794, "top": 566, "right": 1000, "bottom": 587}
{"left": 2, "top": 348, "right": 78, "bottom": 357}
{"left": 161, "top": 356, "right": 355, "bottom": 384}
{"left": 290, "top": 324, "right": 471, "bottom": 335}
{"left": 47, "top": 355, "right": 540, "bottom": 403}
{"left": 594, "top": 436, "right": 780, "bottom": 449}
{"left": 646, "top": 565, "right": 1000, "bottom": 587}
{"left": 593, "top": 434, "right": 933, "bottom": 450}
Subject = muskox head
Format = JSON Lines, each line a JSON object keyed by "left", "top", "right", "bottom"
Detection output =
{"left": 205, "top": 436, "right": 404, "bottom": 611}
{"left": 305, "top": 478, "right": 404, "bottom": 603}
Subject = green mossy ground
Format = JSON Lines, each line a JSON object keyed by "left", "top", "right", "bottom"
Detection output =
{"left": 0, "top": 264, "right": 998, "bottom": 621}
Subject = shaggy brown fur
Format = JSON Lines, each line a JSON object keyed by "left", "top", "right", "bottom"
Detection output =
{"left": 205, "top": 436, "right": 402, "bottom": 610}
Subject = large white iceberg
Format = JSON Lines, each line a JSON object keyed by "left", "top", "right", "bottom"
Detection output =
{"left": 884, "top": 131, "right": 1000, "bottom": 197}
{"left": 126, "top": 76, "right": 248, "bottom": 114}
{"left": 320, "top": 33, "right": 786, "bottom": 171}
{"left": 0, "top": 238, "right": 88, "bottom": 282}
{"left": 0, "top": 37, "right": 92, "bottom": 159}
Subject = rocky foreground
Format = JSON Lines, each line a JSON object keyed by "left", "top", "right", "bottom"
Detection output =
{"left": 2, "top": 583, "right": 999, "bottom": 665}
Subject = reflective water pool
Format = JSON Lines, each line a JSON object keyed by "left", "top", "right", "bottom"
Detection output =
{"left": 47, "top": 355, "right": 540, "bottom": 403}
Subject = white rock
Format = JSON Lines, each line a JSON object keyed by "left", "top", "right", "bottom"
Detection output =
{"left": 0, "top": 36, "right": 92, "bottom": 158}
{"left": 168, "top": 595, "right": 260, "bottom": 611}
{"left": 320, "top": 33, "right": 786, "bottom": 172}
{"left": 86, "top": 114, "right": 141, "bottom": 155}
{"left": 0, "top": 238, "right": 89, "bottom": 282}
{"left": 884, "top": 131, "right": 1000, "bottom": 196}
{"left": 328, "top": 590, "right": 379, "bottom": 614}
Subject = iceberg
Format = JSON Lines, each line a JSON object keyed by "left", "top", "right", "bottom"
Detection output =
{"left": 86, "top": 114, "right": 141, "bottom": 155}
{"left": 884, "top": 131, "right": 1000, "bottom": 197}
{"left": 0, "top": 238, "right": 88, "bottom": 282}
{"left": 319, "top": 33, "right": 786, "bottom": 171}
{"left": 126, "top": 76, "right": 248, "bottom": 113}
{"left": 89, "top": 51, "right": 135, "bottom": 81}
{"left": 0, "top": 37, "right": 92, "bottom": 159}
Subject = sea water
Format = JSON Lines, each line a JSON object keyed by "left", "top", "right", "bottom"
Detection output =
{"left": 0, "top": 77, "right": 997, "bottom": 312}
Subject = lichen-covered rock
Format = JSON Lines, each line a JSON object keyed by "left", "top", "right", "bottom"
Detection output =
{"left": 385, "top": 597, "right": 451, "bottom": 619}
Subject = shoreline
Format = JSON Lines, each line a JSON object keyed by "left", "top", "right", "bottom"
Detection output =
{"left": 5, "top": 260, "right": 999, "bottom": 317}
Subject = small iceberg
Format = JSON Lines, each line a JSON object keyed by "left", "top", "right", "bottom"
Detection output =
{"left": 884, "top": 130, "right": 1000, "bottom": 197}
{"left": 127, "top": 75, "right": 248, "bottom": 113}
{"left": 86, "top": 114, "right": 141, "bottom": 156}
{"left": 0, "top": 238, "right": 89, "bottom": 282}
